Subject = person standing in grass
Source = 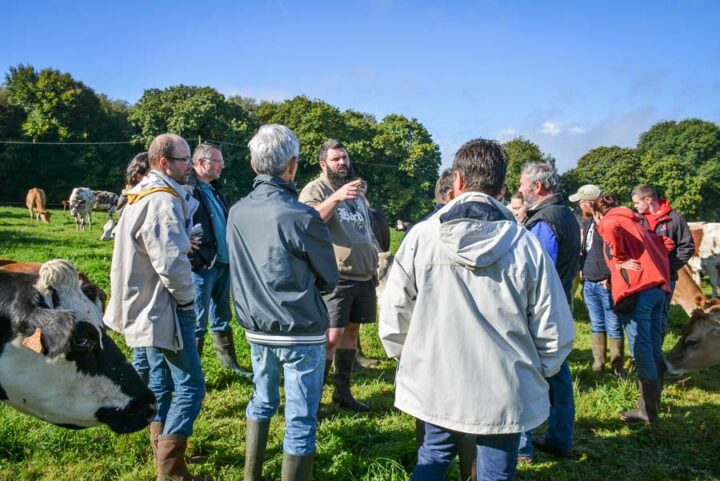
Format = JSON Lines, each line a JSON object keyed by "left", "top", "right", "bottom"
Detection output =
{"left": 379, "top": 139, "right": 575, "bottom": 481}
{"left": 592, "top": 195, "right": 673, "bottom": 424}
{"left": 228, "top": 124, "right": 338, "bottom": 481}
{"left": 569, "top": 184, "right": 625, "bottom": 375}
{"left": 187, "top": 142, "right": 252, "bottom": 379}
{"left": 105, "top": 133, "right": 206, "bottom": 480}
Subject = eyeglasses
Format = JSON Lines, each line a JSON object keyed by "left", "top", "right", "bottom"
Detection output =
{"left": 166, "top": 156, "right": 191, "bottom": 164}
{"left": 202, "top": 157, "right": 225, "bottom": 166}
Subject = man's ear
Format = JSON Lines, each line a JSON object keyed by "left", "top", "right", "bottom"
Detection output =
{"left": 453, "top": 170, "right": 464, "bottom": 195}
{"left": 288, "top": 156, "right": 298, "bottom": 180}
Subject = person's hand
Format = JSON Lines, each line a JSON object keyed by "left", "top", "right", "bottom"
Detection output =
{"left": 332, "top": 179, "right": 365, "bottom": 202}
{"left": 600, "top": 279, "right": 610, "bottom": 290}
{"left": 190, "top": 237, "right": 201, "bottom": 251}
{"left": 617, "top": 259, "right": 641, "bottom": 271}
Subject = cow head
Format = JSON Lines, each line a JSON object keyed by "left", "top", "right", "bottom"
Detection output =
{"left": 0, "top": 260, "right": 156, "bottom": 433}
{"left": 100, "top": 218, "right": 116, "bottom": 241}
{"left": 38, "top": 210, "right": 51, "bottom": 224}
{"left": 665, "top": 309, "right": 720, "bottom": 376}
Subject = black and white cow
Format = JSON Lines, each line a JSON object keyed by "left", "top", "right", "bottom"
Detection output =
{"left": 92, "top": 190, "right": 120, "bottom": 219}
{"left": 0, "top": 260, "right": 156, "bottom": 433}
{"left": 69, "top": 187, "right": 95, "bottom": 231}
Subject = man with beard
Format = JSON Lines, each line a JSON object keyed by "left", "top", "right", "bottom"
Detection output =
{"left": 299, "top": 139, "right": 378, "bottom": 412}
{"left": 517, "top": 162, "right": 580, "bottom": 462}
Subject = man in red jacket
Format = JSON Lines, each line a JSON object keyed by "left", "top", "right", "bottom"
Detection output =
{"left": 632, "top": 184, "right": 694, "bottom": 335}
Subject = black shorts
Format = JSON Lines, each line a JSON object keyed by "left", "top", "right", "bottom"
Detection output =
{"left": 323, "top": 278, "right": 377, "bottom": 328}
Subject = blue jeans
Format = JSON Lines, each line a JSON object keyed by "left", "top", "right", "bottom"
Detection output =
{"left": 518, "top": 360, "right": 574, "bottom": 456}
{"left": 583, "top": 280, "right": 623, "bottom": 339}
{"left": 193, "top": 263, "right": 232, "bottom": 339}
{"left": 620, "top": 287, "right": 665, "bottom": 381}
{"left": 132, "top": 347, "right": 150, "bottom": 379}
{"left": 146, "top": 307, "right": 206, "bottom": 437}
{"left": 246, "top": 342, "right": 324, "bottom": 455}
{"left": 413, "top": 422, "right": 520, "bottom": 481}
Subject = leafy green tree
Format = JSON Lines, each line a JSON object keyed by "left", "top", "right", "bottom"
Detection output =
{"left": 502, "top": 137, "right": 555, "bottom": 193}
{"left": 566, "top": 146, "right": 641, "bottom": 203}
{"left": 129, "top": 85, "right": 256, "bottom": 201}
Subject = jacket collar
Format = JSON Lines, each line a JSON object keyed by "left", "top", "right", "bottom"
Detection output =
{"left": 526, "top": 193, "right": 564, "bottom": 217}
{"left": 252, "top": 174, "right": 298, "bottom": 195}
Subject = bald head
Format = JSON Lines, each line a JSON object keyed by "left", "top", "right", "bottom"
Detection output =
{"left": 148, "top": 133, "right": 189, "bottom": 168}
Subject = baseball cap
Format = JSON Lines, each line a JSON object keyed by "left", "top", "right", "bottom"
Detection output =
{"left": 569, "top": 184, "right": 602, "bottom": 202}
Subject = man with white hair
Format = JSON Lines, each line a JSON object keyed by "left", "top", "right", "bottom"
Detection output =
{"left": 518, "top": 162, "right": 580, "bottom": 461}
{"left": 227, "top": 124, "right": 338, "bottom": 481}
{"left": 105, "top": 133, "right": 206, "bottom": 480}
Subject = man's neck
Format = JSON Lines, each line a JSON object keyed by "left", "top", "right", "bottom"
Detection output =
{"left": 531, "top": 193, "right": 554, "bottom": 209}
{"left": 648, "top": 200, "right": 661, "bottom": 214}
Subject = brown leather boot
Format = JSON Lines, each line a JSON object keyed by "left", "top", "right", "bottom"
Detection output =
{"left": 591, "top": 333, "right": 606, "bottom": 372}
{"left": 332, "top": 349, "right": 369, "bottom": 412}
{"left": 149, "top": 422, "right": 164, "bottom": 469}
{"left": 156, "top": 434, "right": 207, "bottom": 480}
{"left": 609, "top": 338, "right": 625, "bottom": 376}
{"left": 619, "top": 380, "right": 660, "bottom": 424}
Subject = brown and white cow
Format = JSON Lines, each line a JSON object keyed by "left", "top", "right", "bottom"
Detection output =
{"left": 92, "top": 190, "right": 120, "bottom": 218}
{"left": 687, "top": 222, "right": 720, "bottom": 298}
{"left": 69, "top": 187, "right": 95, "bottom": 230}
{"left": 665, "top": 309, "right": 720, "bottom": 376}
{"left": 0, "top": 260, "right": 155, "bottom": 433}
{"left": 25, "top": 188, "right": 51, "bottom": 224}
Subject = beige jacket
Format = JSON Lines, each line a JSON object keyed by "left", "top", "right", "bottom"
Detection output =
{"left": 379, "top": 192, "right": 575, "bottom": 435}
{"left": 104, "top": 170, "right": 198, "bottom": 351}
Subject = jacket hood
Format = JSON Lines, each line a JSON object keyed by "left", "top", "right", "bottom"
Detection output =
{"left": 605, "top": 206, "right": 643, "bottom": 223}
{"left": 252, "top": 174, "right": 298, "bottom": 195}
{"left": 643, "top": 198, "right": 673, "bottom": 231}
{"left": 435, "top": 192, "right": 521, "bottom": 268}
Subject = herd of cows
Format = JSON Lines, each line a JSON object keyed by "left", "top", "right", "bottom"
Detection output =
{"left": 1, "top": 188, "right": 720, "bottom": 435}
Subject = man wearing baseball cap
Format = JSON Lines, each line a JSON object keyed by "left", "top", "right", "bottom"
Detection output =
{"left": 570, "top": 185, "right": 625, "bottom": 375}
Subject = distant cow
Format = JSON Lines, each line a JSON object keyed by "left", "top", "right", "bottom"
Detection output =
{"left": 92, "top": 190, "right": 119, "bottom": 218}
{"left": 25, "top": 188, "right": 51, "bottom": 224}
{"left": 395, "top": 219, "right": 413, "bottom": 231}
{"left": 665, "top": 309, "right": 720, "bottom": 376}
{"left": 686, "top": 222, "right": 720, "bottom": 298}
{"left": 0, "top": 260, "right": 155, "bottom": 433}
{"left": 61, "top": 200, "right": 70, "bottom": 211}
{"left": 69, "top": 187, "right": 95, "bottom": 230}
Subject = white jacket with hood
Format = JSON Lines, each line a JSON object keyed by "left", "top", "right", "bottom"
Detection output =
{"left": 379, "top": 191, "right": 575, "bottom": 435}
{"left": 104, "top": 170, "right": 199, "bottom": 351}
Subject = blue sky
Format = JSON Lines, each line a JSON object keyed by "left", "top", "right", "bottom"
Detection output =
{"left": 2, "top": 0, "right": 719, "bottom": 172}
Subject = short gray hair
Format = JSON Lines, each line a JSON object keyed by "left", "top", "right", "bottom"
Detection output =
{"left": 522, "top": 162, "right": 559, "bottom": 193}
{"left": 192, "top": 143, "right": 221, "bottom": 165}
{"left": 248, "top": 124, "right": 300, "bottom": 176}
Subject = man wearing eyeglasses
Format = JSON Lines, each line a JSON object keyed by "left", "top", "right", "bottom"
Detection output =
{"left": 188, "top": 143, "right": 252, "bottom": 379}
{"left": 105, "top": 133, "right": 206, "bottom": 480}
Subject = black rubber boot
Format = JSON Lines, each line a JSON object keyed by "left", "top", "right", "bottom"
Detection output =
{"left": 196, "top": 336, "right": 205, "bottom": 358}
{"left": 620, "top": 379, "right": 660, "bottom": 423}
{"left": 244, "top": 419, "right": 271, "bottom": 481}
{"left": 458, "top": 434, "right": 477, "bottom": 481}
{"left": 323, "top": 359, "right": 333, "bottom": 385}
{"left": 281, "top": 452, "right": 315, "bottom": 481}
{"left": 609, "top": 338, "right": 625, "bottom": 377}
{"left": 211, "top": 331, "right": 253, "bottom": 379}
{"left": 332, "top": 349, "right": 370, "bottom": 412}
{"left": 591, "top": 333, "right": 606, "bottom": 372}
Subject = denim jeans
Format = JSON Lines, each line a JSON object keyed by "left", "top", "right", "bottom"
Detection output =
{"left": 146, "top": 307, "right": 206, "bottom": 437}
{"left": 246, "top": 342, "right": 325, "bottom": 455}
{"left": 518, "top": 360, "right": 574, "bottom": 457}
{"left": 413, "top": 422, "right": 520, "bottom": 481}
{"left": 620, "top": 287, "right": 665, "bottom": 381}
{"left": 583, "top": 280, "right": 623, "bottom": 339}
{"left": 132, "top": 347, "right": 150, "bottom": 378}
{"left": 661, "top": 280, "right": 676, "bottom": 335}
{"left": 193, "top": 263, "right": 232, "bottom": 339}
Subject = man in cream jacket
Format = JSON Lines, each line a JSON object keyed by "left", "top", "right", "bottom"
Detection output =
{"left": 105, "top": 133, "right": 205, "bottom": 481}
{"left": 379, "top": 138, "right": 575, "bottom": 481}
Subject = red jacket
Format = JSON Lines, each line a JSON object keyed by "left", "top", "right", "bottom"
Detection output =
{"left": 596, "top": 207, "right": 672, "bottom": 303}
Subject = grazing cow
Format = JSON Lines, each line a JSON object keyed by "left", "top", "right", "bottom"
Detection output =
{"left": 0, "top": 259, "right": 107, "bottom": 308}
{"left": 25, "top": 188, "right": 51, "bottom": 224}
{"left": 92, "top": 190, "right": 119, "bottom": 218}
{"left": 100, "top": 218, "right": 117, "bottom": 241}
{"left": 671, "top": 265, "right": 709, "bottom": 316}
{"left": 686, "top": 222, "right": 720, "bottom": 298}
{"left": 61, "top": 199, "right": 70, "bottom": 211}
{"left": 395, "top": 219, "right": 413, "bottom": 231}
{"left": 69, "top": 187, "right": 95, "bottom": 231}
{"left": 375, "top": 251, "right": 394, "bottom": 301}
{"left": 665, "top": 309, "right": 720, "bottom": 376}
{"left": 0, "top": 260, "right": 155, "bottom": 433}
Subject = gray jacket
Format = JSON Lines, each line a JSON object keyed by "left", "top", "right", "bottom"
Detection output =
{"left": 227, "top": 175, "right": 338, "bottom": 346}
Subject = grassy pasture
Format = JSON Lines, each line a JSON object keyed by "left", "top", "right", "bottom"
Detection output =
{"left": 1, "top": 205, "right": 719, "bottom": 481}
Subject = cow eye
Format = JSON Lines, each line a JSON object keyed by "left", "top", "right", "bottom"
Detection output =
{"left": 72, "top": 333, "right": 95, "bottom": 351}
{"left": 685, "top": 338, "right": 699, "bottom": 348}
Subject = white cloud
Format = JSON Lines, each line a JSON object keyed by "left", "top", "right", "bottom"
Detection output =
{"left": 570, "top": 126, "right": 587, "bottom": 134}
{"left": 541, "top": 121, "right": 562, "bottom": 136}
{"left": 499, "top": 128, "right": 518, "bottom": 140}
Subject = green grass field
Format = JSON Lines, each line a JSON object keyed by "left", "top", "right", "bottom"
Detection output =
{"left": 1, "top": 205, "right": 719, "bottom": 481}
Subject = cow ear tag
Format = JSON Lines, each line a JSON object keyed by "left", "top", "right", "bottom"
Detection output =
{"left": 22, "top": 328, "right": 43, "bottom": 354}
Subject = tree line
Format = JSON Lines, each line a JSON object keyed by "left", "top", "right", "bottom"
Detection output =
{"left": 1, "top": 64, "right": 719, "bottom": 221}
